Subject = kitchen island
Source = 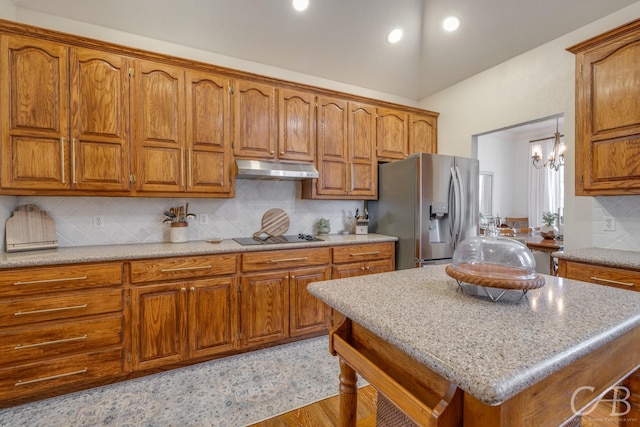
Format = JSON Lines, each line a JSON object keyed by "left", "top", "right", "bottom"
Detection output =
{"left": 308, "top": 265, "right": 640, "bottom": 426}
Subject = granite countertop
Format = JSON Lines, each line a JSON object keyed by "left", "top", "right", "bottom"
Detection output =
{"left": 308, "top": 265, "right": 640, "bottom": 405}
{"left": 553, "top": 247, "right": 640, "bottom": 271}
{"left": 0, "top": 234, "right": 397, "bottom": 269}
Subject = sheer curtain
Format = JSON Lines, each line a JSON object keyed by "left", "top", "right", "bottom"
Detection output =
{"left": 528, "top": 139, "right": 564, "bottom": 228}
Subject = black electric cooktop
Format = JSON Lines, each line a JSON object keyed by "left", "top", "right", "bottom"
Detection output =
{"left": 233, "top": 234, "right": 323, "bottom": 246}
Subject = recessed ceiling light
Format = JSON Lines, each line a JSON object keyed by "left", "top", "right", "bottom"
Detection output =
{"left": 292, "top": 0, "right": 309, "bottom": 12}
{"left": 387, "top": 28, "right": 403, "bottom": 44}
{"left": 442, "top": 16, "right": 461, "bottom": 32}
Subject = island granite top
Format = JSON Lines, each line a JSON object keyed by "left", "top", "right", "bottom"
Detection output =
{"left": 308, "top": 265, "right": 640, "bottom": 405}
{"left": 553, "top": 247, "right": 640, "bottom": 271}
{"left": 0, "top": 234, "right": 396, "bottom": 269}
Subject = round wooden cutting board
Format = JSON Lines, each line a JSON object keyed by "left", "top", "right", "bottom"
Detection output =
{"left": 253, "top": 208, "right": 290, "bottom": 238}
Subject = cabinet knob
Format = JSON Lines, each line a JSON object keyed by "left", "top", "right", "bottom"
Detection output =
{"left": 190, "top": 287, "right": 196, "bottom": 292}
{"left": 270, "top": 151, "right": 275, "bottom": 154}
{"left": 280, "top": 152, "right": 285, "bottom": 155}
{"left": 181, "top": 287, "right": 186, "bottom": 292}
{"left": 361, "top": 267, "right": 365, "bottom": 271}
{"left": 291, "top": 275, "right": 295, "bottom": 279}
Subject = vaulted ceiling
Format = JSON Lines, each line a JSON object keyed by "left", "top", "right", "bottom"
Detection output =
{"left": 8, "top": 0, "right": 639, "bottom": 100}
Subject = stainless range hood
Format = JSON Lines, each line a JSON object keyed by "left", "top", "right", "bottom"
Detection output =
{"left": 235, "top": 159, "right": 319, "bottom": 180}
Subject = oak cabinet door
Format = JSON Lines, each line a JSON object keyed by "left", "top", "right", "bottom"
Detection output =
{"left": 188, "top": 277, "right": 238, "bottom": 358}
{"left": 232, "top": 80, "right": 277, "bottom": 159}
{"left": 315, "top": 96, "right": 349, "bottom": 196}
{"left": 133, "top": 60, "right": 186, "bottom": 192}
{"left": 1, "top": 35, "right": 69, "bottom": 190}
{"left": 569, "top": 21, "right": 640, "bottom": 195}
{"left": 289, "top": 266, "right": 331, "bottom": 337}
{"left": 376, "top": 108, "right": 408, "bottom": 161}
{"left": 70, "top": 47, "right": 131, "bottom": 191}
{"left": 240, "top": 271, "right": 288, "bottom": 347}
{"left": 278, "top": 88, "right": 316, "bottom": 162}
{"left": 131, "top": 283, "right": 188, "bottom": 370}
{"left": 186, "top": 70, "right": 233, "bottom": 194}
{"left": 348, "top": 101, "right": 377, "bottom": 197}
{"left": 408, "top": 113, "right": 437, "bottom": 155}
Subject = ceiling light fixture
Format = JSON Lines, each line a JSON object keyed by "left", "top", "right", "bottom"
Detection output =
{"left": 387, "top": 28, "right": 403, "bottom": 44}
{"left": 292, "top": 0, "right": 309, "bottom": 12}
{"left": 442, "top": 16, "right": 461, "bottom": 32}
{"left": 531, "top": 117, "right": 565, "bottom": 172}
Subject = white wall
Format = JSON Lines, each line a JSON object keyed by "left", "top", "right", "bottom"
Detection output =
{"left": 477, "top": 133, "right": 528, "bottom": 220}
{"left": 421, "top": 2, "right": 640, "bottom": 251}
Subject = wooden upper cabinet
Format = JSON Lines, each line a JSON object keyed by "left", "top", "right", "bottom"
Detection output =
{"left": 70, "top": 47, "right": 131, "bottom": 191}
{"left": 133, "top": 60, "right": 186, "bottom": 193}
{"left": 409, "top": 113, "right": 437, "bottom": 155}
{"left": 302, "top": 97, "right": 376, "bottom": 199}
{"left": 278, "top": 88, "right": 315, "bottom": 162}
{"left": 568, "top": 19, "right": 640, "bottom": 195}
{"left": 348, "top": 101, "right": 377, "bottom": 198}
{"left": 185, "top": 70, "right": 233, "bottom": 194}
{"left": 232, "top": 79, "right": 277, "bottom": 159}
{"left": 0, "top": 35, "right": 69, "bottom": 190}
{"left": 376, "top": 108, "right": 408, "bottom": 161}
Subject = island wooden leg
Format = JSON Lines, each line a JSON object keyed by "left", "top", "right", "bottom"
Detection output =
{"left": 621, "top": 369, "right": 640, "bottom": 426}
{"left": 339, "top": 357, "right": 358, "bottom": 427}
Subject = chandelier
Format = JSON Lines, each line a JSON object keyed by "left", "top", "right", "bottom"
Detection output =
{"left": 531, "top": 117, "right": 565, "bottom": 171}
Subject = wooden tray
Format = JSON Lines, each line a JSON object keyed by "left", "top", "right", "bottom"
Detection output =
{"left": 445, "top": 263, "right": 545, "bottom": 290}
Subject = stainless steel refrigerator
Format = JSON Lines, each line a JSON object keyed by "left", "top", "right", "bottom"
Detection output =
{"left": 371, "top": 153, "right": 479, "bottom": 270}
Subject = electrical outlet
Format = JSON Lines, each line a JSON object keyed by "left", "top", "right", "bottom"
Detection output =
{"left": 93, "top": 215, "right": 105, "bottom": 229}
{"left": 199, "top": 214, "right": 209, "bottom": 225}
{"left": 603, "top": 216, "right": 615, "bottom": 232}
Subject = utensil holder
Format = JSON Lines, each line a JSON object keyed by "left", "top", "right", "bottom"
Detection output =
{"left": 170, "top": 223, "right": 189, "bottom": 243}
{"left": 355, "top": 219, "right": 369, "bottom": 235}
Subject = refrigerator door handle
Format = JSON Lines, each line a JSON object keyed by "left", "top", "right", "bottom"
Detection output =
{"left": 454, "top": 166, "right": 465, "bottom": 242}
{"left": 450, "top": 167, "right": 462, "bottom": 244}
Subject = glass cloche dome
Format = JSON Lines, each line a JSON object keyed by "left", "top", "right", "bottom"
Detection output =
{"left": 445, "top": 236, "right": 545, "bottom": 292}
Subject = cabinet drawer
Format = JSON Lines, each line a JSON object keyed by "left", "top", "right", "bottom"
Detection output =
{"left": 332, "top": 242, "right": 395, "bottom": 264}
{"left": 0, "top": 263, "right": 123, "bottom": 297}
{"left": 0, "top": 314, "right": 122, "bottom": 367}
{"left": 241, "top": 247, "right": 331, "bottom": 272}
{"left": 0, "top": 288, "right": 123, "bottom": 327}
{"left": 0, "top": 347, "right": 122, "bottom": 401}
{"left": 130, "top": 254, "right": 238, "bottom": 283}
{"left": 564, "top": 261, "right": 640, "bottom": 292}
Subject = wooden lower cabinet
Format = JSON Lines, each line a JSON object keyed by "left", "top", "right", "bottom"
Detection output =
{"left": 557, "top": 259, "right": 640, "bottom": 292}
{"left": 332, "top": 242, "right": 395, "bottom": 278}
{"left": 0, "top": 262, "right": 124, "bottom": 407}
{"left": 131, "top": 276, "right": 238, "bottom": 371}
{"left": 240, "top": 266, "right": 331, "bottom": 347}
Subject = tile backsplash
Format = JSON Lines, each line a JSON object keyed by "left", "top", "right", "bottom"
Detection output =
{"left": 593, "top": 196, "right": 640, "bottom": 251}
{"left": 1, "top": 180, "right": 361, "bottom": 250}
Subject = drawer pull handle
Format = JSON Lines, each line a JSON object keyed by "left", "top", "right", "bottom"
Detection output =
{"left": 14, "top": 276, "right": 88, "bottom": 286}
{"left": 590, "top": 276, "right": 635, "bottom": 287}
{"left": 160, "top": 265, "right": 212, "bottom": 272}
{"left": 15, "top": 335, "right": 88, "bottom": 349}
{"left": 14, "top": 304, "right": 88, "bottom": 316}
{"left": 270, "top": 257, "right": 308, "bottom": 263}
{"left": 15, "top": 367, "right": 88, "bottom": 386}
{"left": 350, "top": 251, "right": 380, "bottom": 257}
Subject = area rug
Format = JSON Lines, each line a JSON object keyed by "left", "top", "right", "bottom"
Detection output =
{"left": 0, "top": 336, "right": 361, "bottom": 427}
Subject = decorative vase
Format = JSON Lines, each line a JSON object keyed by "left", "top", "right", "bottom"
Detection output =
{"left": 318, "top": 226, "right": 330, "bottom": 235}
{"left": 170, "top": 222, "right": 189, "bottom": 243}
{"left": 539, "top": 224, "right": 558, "bottom": 240}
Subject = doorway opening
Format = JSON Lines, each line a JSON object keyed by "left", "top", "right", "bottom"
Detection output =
{"left": 473, "top": 114, "right": 565, "bottom": 231}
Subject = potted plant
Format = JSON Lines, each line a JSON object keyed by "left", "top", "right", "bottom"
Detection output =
{"left": 317, "top": 218, "right": 331, "bottom": 235}
{"left": 163, "top": 205, "right": 196, "bottom": 243}
{"left": 540, "top": 211, "right": 558, "bottom": 240}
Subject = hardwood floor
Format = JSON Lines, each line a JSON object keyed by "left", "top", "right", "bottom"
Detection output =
{"left": 250, "top": 386, "right": 622, "bottom": 426}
